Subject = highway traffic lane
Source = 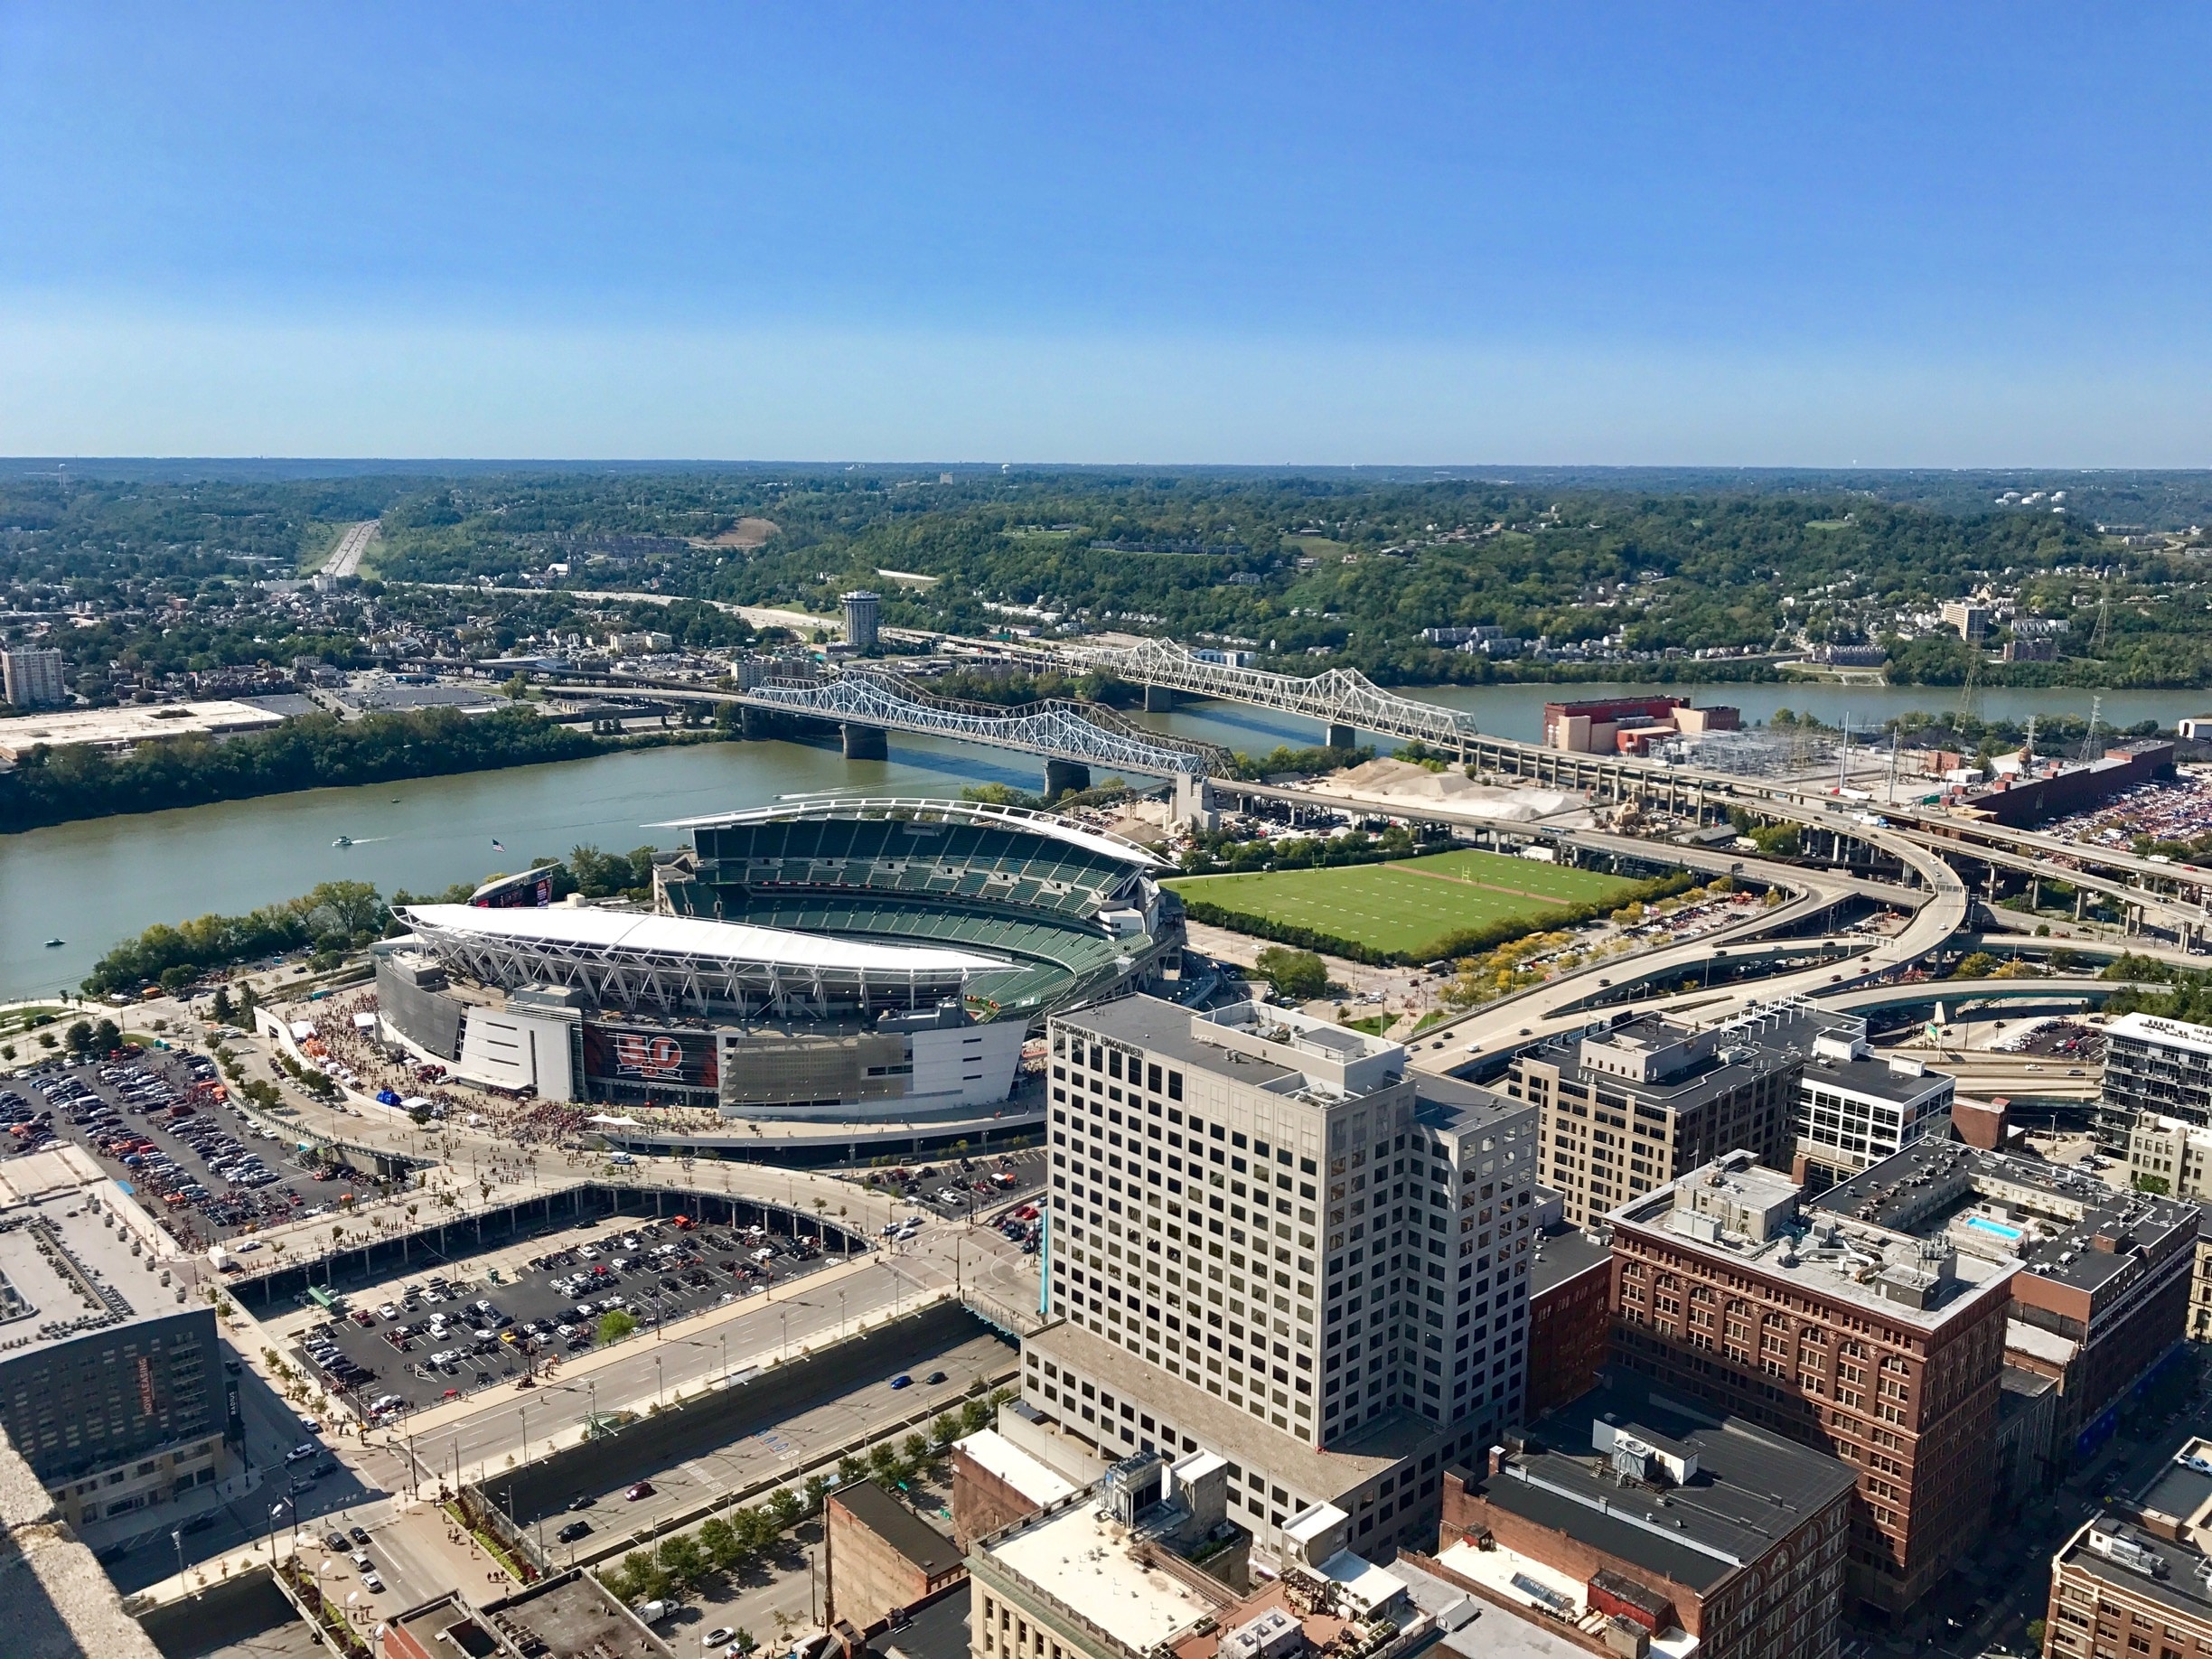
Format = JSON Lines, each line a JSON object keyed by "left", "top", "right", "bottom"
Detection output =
{"left": 530, "top": 1331, "right": 1014, "bottom": 1551}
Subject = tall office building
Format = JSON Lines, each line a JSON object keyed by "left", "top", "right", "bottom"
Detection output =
{"left": 841, "top": 589, "right": 881, "bottom": 651}
{"left": 1024, "top": 995, "right": 1538, "bottom": 1562}
{"left": 1513, "top": 1005, "right": 1808, "bottom": 1228}
{"left": 1, "top": 646, "right": 66, "bottom": 708}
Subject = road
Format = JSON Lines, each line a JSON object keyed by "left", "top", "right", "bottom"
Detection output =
{"left": 322, "top": 520, "right": 380, "bottom": 579}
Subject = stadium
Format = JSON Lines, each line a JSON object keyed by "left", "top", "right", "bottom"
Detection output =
{"left": 372, "top": 799, "right": 1186, "bottom": 1159}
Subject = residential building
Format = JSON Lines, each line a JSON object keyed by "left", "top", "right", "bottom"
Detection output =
{"left": 2129, "top": 1112, "right": 2212, "bottom": 1201}
{"left": 1431, "top": 1370, "right": 1856, "bottom": 1659}
{"left": 843, "top": 589, "right": 882, "bottom": 650}
{"left": 1939, "top": 600, "right": 1992, "bottom": 641}
{"left": 2193, "top": 1213, "right": 2212, "bottom": 1345}
{"left": 1514, "top": 1006, "right": 1806, "bottom": 1229}
{"left": 1029, "top": 996, "right": 1537, "bottom": 1562}
{"left": 2102, "top": 1013, "right": 2212, "bottom": 1154}
{"left": 967, "top": 1448, "right": 1426, "bottom": 1659}
{"left": 1523, "top": 1223, "right": 1612, "bottom": 1420}
{"left": 0, "top": 1148, "right": 227, "bottom": 1529}
{"left": 0, "top": 645, "right": 66, "bottom": 708}
{"left": 1608, "top": 1151, "right": 2015, "bottom": 1618}
{"left": 1793, "top": 1023, "right": 1954, "bottom": 1189}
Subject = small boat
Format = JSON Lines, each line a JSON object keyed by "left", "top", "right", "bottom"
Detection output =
{"left": 333, "top": 836, "right": 353, "bottom": 848}
{"left": 43, "top": 937, "right": 63, "bottom": 948}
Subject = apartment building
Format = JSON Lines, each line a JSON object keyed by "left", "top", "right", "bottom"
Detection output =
{"left": 1433, "top": 1371, "right": 1857, "bottom": 1659}
{"left": 1608, "top": 1151, "right": 2014, "bottom": 1618}
{"left": 1514, "top": 1006, "right": 1806, "bottom": 1228}
{"left": 0, "top": 645, "right": 65, "bottom": 708}
{"left": 2127, "top": 1113, "right": 2212, "bottom": 1199}
{"left": 2046, "top": 1515, "right": 2212, "bottom": 1659}
{"left": 1029, "top": 995, "right": 1537, "bottom": 1562}
{"left": 2099, "top": 1012, "right": 2212, "bottom": 1154}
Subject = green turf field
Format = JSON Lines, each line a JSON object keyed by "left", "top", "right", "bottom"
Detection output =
{"left": 1166, "top": 849, "right": 1645, "bottom": 959}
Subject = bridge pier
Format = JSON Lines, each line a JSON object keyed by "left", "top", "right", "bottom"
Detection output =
{"left": 1326, "top": 722, "right": 1356, "bottom": 752}
{"left": 841, "top": 722, "right": 888, "bottom": 761}
{"left": 1144, "top": 684, "right": 1176, "bottom": 712}
{"left": 1045, "top": 759, "right": 1091, "bottom": 800}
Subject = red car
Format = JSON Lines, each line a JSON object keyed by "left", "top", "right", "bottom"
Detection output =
{"left": 625, "top": 1481, "right": 654, "bottom": 1501}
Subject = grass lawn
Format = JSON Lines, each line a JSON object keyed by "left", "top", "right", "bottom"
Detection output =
{"left": 1168, "top": 850, "right": 1645, "bottom": 959}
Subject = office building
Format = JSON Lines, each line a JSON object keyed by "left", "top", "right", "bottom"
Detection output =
{"left": 1027, "top": 995, "right": 1537, "bottom": 1563}
{"left": 2045, "top": 1513, "right": 2212, "bottom": 1659}
{"left": 826, "top": 1478, "right": 968, "bottom": 1635}
{"left": 2127, "top": 1114, "right": 2212, "bottom": 1200}
{"left": 1609, "top": 1151, "right": 2015, "bottom": 1617}
{"left": 1433, "top": 1371, "right": 1856, "bottom": 1659}
{"left": 2104, "top": 1012, "right": 2212, "bottom": 1153}
{"left": 967, "top": 1448, "right": 1427, "bottom": 1659}
{"left": 1, "top": 646, "right": 67, "bottom": 708}
{"left": 1523, "top": 1223, "right": 1612, "bottom": 1420}
{"left": 0, "top": 1148, "right": 226, "bottom": 1530}
{"left": 1793, "top": 1023, "right": 1954, "bottom": 1188}
{"left": 1514, "top": 1006, "right": 1807, "bottom": 1228}
{"left": 842, "top": 589, "right": 881, "bottom": 650}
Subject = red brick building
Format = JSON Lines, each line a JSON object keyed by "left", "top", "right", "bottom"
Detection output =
{"left": 1525, "top": 1225, "right": 1613, "bottom": 1420}
{"left": 1607, "top": 1152, "right": 2015, "bottom": 1620}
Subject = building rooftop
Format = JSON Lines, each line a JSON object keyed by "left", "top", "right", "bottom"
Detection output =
{"left": 1800, "top": 1046, "right": 1952, "bottom": 1108}
{"left": 1528, "top": 1003, "right": 1818, "bottom": 1116}
{"left": 1023, "top": 1320, "right": 1433, "bottom": 1501}
{"left": 984, "top": 1498, "right": 1227, "bottom": 1654}
{"left": 1412, "top": 1073, "right": 1528, "bottom": 1137}
{"left": 1471, "top": 1370, "right": 1859, "bottom": 1596}
{"left": 1813, "top": 1139, "right": 2199, "bottom": 1298}
{"left": 956, "top": 1429, "right": 1079, "bottom": 1509}
{"left": 1063, "top": 996, "right": 1410, "bottom": 1103}
{"left": 482, "top": 1570, "right": 676, "bottom": 1658}
{"left": 2109, "top": 1011, "right": 2212, "bottom": 1058}
{"left": 0, "top": 699, "right": 285, "bottom": 759}
{"left": 1611, "top": 1151, "right": 2021, "bottom": 1328}
{"left": 835, "top": 1479, "right": 965, "bottom": 1579}
{"left": 400, "top": 903, "right": 1010, "bottom": 975}
{"left": 1530, "top": 1226, "right": 1613, "bottom": 1297}
{"left": 2057, "top": 1517, "right": 2212, "bottom": 1627}
{"left": 0, "top": 1167, "right": 180, "bottom": 1356}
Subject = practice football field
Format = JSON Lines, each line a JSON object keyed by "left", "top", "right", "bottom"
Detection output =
{"left": 1167, "top": 848, "right": 1645, "bottom": 959}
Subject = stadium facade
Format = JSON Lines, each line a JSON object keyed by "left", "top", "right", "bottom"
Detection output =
{"left": 373, "top": 800, "right": 1186, "bottom": 1151}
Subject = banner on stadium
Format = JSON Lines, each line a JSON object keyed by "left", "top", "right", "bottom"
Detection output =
{"left": 469, "top": 866, "right": 558, "bottom": 908}
{"left": 582, "top": 1025, "right": 719, "bottom": 1090}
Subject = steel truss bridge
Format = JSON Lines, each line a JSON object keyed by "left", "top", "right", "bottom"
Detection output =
{"left": 740, "top": 669, "right": 1229, "bottom": 777}
{"left": 1074, "top": 637, "right": 1486, "bottom": 752}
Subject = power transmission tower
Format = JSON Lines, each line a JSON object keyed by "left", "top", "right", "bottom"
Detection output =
{"left": 2087, "top": 577, "right": 2112, "bottom": 660}
{"left": 2079, "top": 695, "right": 2104, "bottom": 763}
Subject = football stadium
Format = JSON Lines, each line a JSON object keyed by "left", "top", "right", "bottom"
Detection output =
{"left": 373, "top": 799, "right": 1186, "bottom": 1158}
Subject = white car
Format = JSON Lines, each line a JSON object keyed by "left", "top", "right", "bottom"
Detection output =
{"left": 361, "top": 1571, "right": 384, "bottom": 1592}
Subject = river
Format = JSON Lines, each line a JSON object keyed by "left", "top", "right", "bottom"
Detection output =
{"left": 3, "top": 679, "right": 2195, "bottom": 1000}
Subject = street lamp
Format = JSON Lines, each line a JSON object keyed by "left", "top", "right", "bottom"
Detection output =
{"left": 653, "top": 1354, "right": 663, "bottom": 1410}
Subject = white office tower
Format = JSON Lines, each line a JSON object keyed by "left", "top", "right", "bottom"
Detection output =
{"left": 1020, "top": 994, "right": 1538, "bottom": 1564}
{"left": 840, "top": 589, "right": 881, "bottom": 650}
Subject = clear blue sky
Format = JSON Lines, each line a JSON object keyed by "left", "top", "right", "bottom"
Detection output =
{"left": 3, "top": 4, "right": 2207, "bottom": 464}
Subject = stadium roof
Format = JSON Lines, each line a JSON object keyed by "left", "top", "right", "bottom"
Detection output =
{"left": 398, "top": 904, "right": 1008, "bottom": 973}
{"left": 651, "top": 796, "right": 1168, "bottom": 869}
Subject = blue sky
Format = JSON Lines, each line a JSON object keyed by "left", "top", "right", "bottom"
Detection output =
{"left": 2, "top": 4, "right": 2207, "bottom": 463}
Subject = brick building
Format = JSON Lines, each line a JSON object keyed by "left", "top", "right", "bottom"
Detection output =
{"left": 1523, "top": 1223, "right": 1613, "bottom": 1420}
{"left": 827, "top": 1479, "right": 968, "bottom": 1635}
{"left": 1430, "top": 1371, "right": 1855, "bottom": 1659}
{"left": 1607, "top": 1152, "right": 2014, "bottom": 1619}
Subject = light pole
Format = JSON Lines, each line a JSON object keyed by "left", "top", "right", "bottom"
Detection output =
{"left": 519, "top": 1401, "right": 529, "bottom": 1465}
{"left": 839, "top": 1289, "right": 847, "bottom": 1340}
{"left": 653, "top": 1354, "right": 663, "bottom": 1410}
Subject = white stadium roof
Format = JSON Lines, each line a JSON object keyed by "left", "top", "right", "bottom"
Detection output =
{"left": 651, "top": 795, "right": 1168, "bottom": 868}
{"left": 398, "top": 904, "right": 1007, "bottom": 973}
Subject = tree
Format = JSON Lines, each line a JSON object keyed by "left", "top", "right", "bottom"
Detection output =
{"left": 63, "top": 1019, "right": 92, "bottom": 1054}
{"left": 91, "top": 1018, "right": 121, "bottom": 1053}
{"left": 1952, "top": 952, "right": 2000, "bottom": 979}
{"left": 698, "top": 1515, "right": 739, "bottom": 1571}
{"left": 596, "top": 1309, "right": 638, "bottom": 1345}
{"left": 656, "top": 1532, "right": 707, "bottom": 1589}
{"left": 1253, "top": 946, "right": 1329, "bottom": 1000}
{"left": 210, "top": 986, "right": 234, "bottom": 1023}
{"left": 2025, "top": 1617, "right": 2047, "bottom": 1654}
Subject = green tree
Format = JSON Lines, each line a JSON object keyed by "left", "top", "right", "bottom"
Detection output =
{"left": 1952, "top": 952, "right": 2000, "bottom": 979}
{"left": 63, "top": 1019, "right": 92, "bottom": 1054}
{"left": 656, "top": 1532, "right": 708, "bottom": 1589}
{"left": 210, "top": 986, "right": 234, "bottom": 1023}
{"left": 698, "top": 1515, "right": 739, "bottom": 1572}
{"left": 1253, "top": 946, "right": 1329, "bottom": 1000}
{"left": 91, "top": 1018, "right": 121, "bottom": 1053}
{"left": 596, "top": 1309, "right": 638, "bottom": 1345}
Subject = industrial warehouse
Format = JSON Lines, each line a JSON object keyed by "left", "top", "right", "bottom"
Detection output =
{"left": 371, "top": 799, "right": 1186, "bottom": 1153}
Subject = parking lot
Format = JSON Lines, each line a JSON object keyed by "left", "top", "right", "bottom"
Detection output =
{"left": 871, "top": 1146, "right": 1046, "bottom": 1226}
{"left": 0, "top": 1050, "right": 340, "bottom": 1248}
{"left": 300, "top": 1211, "right": 845, "bottom": 1418}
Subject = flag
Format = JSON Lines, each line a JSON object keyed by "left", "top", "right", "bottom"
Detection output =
{"left": 491, "top": 839, "right": 505, "bottom": 852}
